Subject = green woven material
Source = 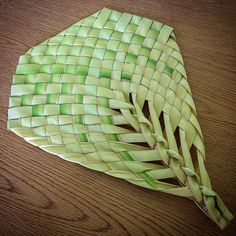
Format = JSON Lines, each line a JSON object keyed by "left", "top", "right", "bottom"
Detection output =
{"left": 8, "top": 8, "right": 233, "bottom": 229}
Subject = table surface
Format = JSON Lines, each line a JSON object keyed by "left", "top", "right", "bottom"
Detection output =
{"left": 0, "top": 0, "right": 236, "bottom": 235}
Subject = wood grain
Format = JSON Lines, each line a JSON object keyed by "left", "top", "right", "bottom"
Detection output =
{"left": 0, "top": 0, "right": 236, "bottom": 235}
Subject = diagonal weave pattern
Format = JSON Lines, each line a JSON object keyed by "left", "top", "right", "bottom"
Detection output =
{"left": 8, "top": 8, "right": 233, "bottom": 229}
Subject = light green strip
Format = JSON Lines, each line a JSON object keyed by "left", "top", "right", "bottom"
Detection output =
{"left": 120, "top": 151, "right": 157, "bottom": 188}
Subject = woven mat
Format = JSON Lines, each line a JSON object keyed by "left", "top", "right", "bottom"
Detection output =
{"left": 8, "top": 7, "right": 233, "bottom": 229}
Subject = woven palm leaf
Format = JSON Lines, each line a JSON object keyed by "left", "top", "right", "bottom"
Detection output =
{"left": 8, "top": 7, "right": 233, "bottom": 229}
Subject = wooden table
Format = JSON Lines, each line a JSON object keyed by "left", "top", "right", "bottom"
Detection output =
{"left": 0, "top": 0, "right": 235, "bottom": 235}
